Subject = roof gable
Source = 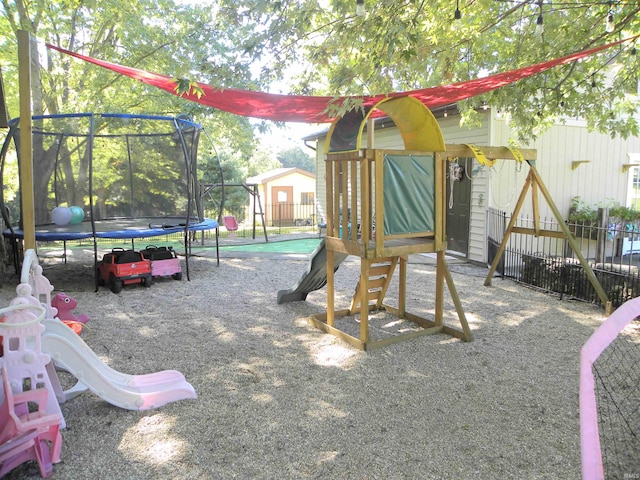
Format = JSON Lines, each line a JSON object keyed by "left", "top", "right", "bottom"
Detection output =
{"left": 247, "top": 167, "right": 315, "bottom": 184}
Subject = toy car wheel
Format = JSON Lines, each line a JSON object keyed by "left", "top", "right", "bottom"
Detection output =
{"left": 96, "top": 268, "right": 105, "bottom": 286}
{"left": 142, "top": 274, "right": 153, "bottom": 288}
{"left": 110, "top": 273, "right": 123, "bottom": 294}
{"left": 172, "top": 272, "right": 182, "bottom": 281}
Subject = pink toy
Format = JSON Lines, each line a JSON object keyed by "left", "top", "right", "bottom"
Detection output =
{"left": 51, "top": 293, "right": 89, "bottom": 325}
{"left": 1, "top": 367, "right": 62, "bottom": 478}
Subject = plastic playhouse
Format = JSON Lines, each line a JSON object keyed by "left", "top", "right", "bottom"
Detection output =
{"left": 0, "top": 249, "right": 196, "bottom": 477}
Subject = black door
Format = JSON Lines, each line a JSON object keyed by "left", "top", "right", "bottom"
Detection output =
{"left": 445, "top": 160, "right": 472, "bottom": 256}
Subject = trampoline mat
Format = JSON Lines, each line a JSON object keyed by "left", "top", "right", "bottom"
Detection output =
{"left": 3, "top": 217, "right": 218, "bottom": 241}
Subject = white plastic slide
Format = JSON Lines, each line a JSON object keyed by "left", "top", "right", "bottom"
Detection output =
{"left": 42, "top": 319, "right": 196, "bottom": 410}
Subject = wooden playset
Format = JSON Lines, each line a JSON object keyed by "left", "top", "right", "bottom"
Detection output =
{"left": 308, "top": 96, "right": 539, "bottom": 350}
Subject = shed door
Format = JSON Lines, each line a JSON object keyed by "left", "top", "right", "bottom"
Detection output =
{"left": 445, "top": 161, "right": 471, "bottom": 256}
{"left": 271, "top": 186, "right": 293, "bottom": 225}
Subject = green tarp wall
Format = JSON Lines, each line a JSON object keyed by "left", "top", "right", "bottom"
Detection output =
{"left": 383, "top": 154, "right": 434, "bottom": 235}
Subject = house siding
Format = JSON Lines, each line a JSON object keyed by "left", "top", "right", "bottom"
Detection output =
{"left": 491, "top": 114, "right": 640, "bottom": 220}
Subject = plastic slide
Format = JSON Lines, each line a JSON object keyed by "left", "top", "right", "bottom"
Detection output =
{"left": 277, "top": 239, "right": 348, "bottom": 304}
{"left": 41, "top": 319, "right": 196, "bottom": 410}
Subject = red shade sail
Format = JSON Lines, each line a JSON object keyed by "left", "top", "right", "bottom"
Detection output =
{"left": 46, "top": 36, "right": 637, "bottom": 123}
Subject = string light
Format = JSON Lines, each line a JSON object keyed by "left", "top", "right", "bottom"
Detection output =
{"left": 535, "top": 0, "right": 544, "bottom": 36}
{"left": 454, "top": 0, "right": 461, "bottom": 20}
{"left": 356, "top": 0, "right": 365, "bottom": 16}
{"left": 606, "top": 2, "right": 615, "bottom": 33}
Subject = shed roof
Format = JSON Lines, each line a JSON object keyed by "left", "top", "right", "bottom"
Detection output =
{"left": 247, "top": 167, "right": 315, "bottom": 184}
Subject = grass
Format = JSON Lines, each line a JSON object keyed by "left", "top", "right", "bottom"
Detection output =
{"left": 36, "top": 237, "right": 323, "bottom": 256}
{"left": 217, "top": 237, "right": 322, "bottom": 254}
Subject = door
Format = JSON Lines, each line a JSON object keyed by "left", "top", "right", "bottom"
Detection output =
{"left": 271, "top": 186, "right": 294, "bottom": 225}
{"left": 445, "top": 160, "right": 472, "bottom": 256}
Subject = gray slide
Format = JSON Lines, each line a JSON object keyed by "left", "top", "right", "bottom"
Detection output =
{"left": 277, "top": 239, "right": 348, "bottom": 304}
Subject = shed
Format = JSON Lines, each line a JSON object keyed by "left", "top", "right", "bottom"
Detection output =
{"left": 247, "top": 167, "right": 316, "bottom": 226}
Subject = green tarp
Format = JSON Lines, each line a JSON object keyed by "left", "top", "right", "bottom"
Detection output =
{"left": 383, "top": 154, "right": 434, "bottom": 236}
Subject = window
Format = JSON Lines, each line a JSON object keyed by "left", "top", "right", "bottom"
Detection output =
{"left": 628, "top": 167, "right": 640, "bottom": 209}
{"left": 626, "top": 153, "right": 640, "bottom": 209}
{"left": 301, "top": 192, "right": 314, "bottom": 205}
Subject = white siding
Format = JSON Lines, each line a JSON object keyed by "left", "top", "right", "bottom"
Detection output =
{"left": 491, "top": 114, "right": 640, "bottom": 219}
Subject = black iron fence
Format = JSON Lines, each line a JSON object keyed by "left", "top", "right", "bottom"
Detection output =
{"left": 487, "top": 207, "right": 640, "bottom": 308}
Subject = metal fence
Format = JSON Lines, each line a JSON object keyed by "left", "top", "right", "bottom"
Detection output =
{"left": 487, "top": 207, "right": 640, "bottom": 308}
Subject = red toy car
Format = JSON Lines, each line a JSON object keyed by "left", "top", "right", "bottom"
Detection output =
{"left": 97, "top": 248, "right": 152, "bottom": 293}
{"left": 139, "top": 245, "right": 182, "bottom": 280}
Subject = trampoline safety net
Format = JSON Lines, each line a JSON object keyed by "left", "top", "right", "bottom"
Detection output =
{"left": 2, "top": 113, "right": 203, "bottom": 228}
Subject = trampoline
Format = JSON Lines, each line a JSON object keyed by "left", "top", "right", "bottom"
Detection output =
{"left": 1, "top": 113, "right": 221, "bottom": 286}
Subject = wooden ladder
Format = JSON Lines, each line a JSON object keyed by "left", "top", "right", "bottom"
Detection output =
{"left": 349, "top": 257, "right": 399, "bottom": 314}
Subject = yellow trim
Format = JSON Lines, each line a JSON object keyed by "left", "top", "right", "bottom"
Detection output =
{"left": 464, "top": 144, "right": 495, "bottom": 167}
{"left": 571, "top": 160, "right": 590, "bottom": 170}
{"left": 506, "top": 146, "right": 525, "bottom": 162}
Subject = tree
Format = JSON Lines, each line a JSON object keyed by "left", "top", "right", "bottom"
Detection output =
{"left": 277, "top": 146, "right": 315, "bottom": 173}
{"left": 0, "top": 0, "right": 261, "bottom": 221}
{"left": 216, "top": 0, "right": 640, "bottom": 141}
{"left": 247, "top": 146, "right": 282, "bottom": 177}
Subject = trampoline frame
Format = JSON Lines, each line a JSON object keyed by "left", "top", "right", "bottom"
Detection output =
{"left": 1, "top": 113, "right": 221, "bottom": 288}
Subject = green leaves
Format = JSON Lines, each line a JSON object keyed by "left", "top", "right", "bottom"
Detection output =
{"left": 173, "top": 78, "right": 205, "bottom": 99}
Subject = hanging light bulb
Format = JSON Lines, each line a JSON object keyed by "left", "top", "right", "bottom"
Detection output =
{"left": 535, "top": 1, "right": 544, "bottom": 36}
{"left": 606, "top": 11, "right": 615, "bottom": 33}
{"left": 444, "top": 110, "right": 448, "bottom": 117}
{"left": 356, "top": 0, "right": 365, "bottom": 16}
{"left": 454, "top": 0, "right": 461, "bottom": 20}
{"left": 535, "top": 13, "right": 544, "bottom": 35}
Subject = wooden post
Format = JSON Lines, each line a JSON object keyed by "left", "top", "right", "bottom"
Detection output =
{"left": 374, "top": 150, "right": 384, "bottom": 257}
{"left": 327, "top": 249, "right": 335, "bottom": 327}
{"left": 485, "top": 171, "right": 534, "bottom": 285}
{"left": 18, "top": 30, "right": 35, "bottom": 251}
{"left": 326, "top": 155, "right": 333, "bottom": 235}
{"left": 360, "top": 152, "right": 370, "bottom": 245}
{"left": 528, "top": 166, "right": 612, "bottom": 314}
{"left": 435, "top": 152, "right": 445, "bottom": 251}
{"left": 360, "top": 259, "right": 370, "bottom": 343}
{"left": 398, "top": 256, "right": 407, "bottom": 317}
{"left": 435, "top": 250, "right": 445, "bottom": 326}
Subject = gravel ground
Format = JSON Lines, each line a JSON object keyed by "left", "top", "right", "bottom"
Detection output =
{"left": 0, "top": 245, "right": 605, "bottom": 479}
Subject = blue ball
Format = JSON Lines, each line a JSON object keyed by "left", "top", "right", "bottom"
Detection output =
{"left": 69, "top": 206, "right": 85, "bottom": 225}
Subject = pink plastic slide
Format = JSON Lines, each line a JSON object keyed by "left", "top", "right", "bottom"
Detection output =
{"left": 42, "top": 319, "right": 196, "bottom": 410}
